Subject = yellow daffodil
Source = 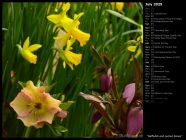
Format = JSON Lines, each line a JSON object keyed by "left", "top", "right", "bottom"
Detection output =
{"left": 47, "top": 3, "right": 90, "bottom": 47}
{"left": 127, "top": 45, "right": 142, "bottom": 60}
{"left": 16, "top": 37, "right": 42, "bottom": 64}
{"left": 57, "top": 38, "right": 82, "bottom": 70}
{"left": 47, "top": 3, "right": 72, "bottom": 25}
{"left": 111, "top": 2, "right": 124, "bottom": 12}
{"left": 10, "top": 81, "right": 67, "bottom": 128}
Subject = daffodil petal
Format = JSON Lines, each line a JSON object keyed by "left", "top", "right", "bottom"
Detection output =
{"left": 135, "top": 48, "right": 142, "bottom": 58}
{"left": 23, "top": 37, "right": 30, "bottom": 50}
{"left": 60, "top": 16, "right": 74, "bottom": 32}
{"left": 66, "top": 37, "right": 75, "bottom": 50}
{"left": 67, "top": 63, "right": 74, "bottom": 70}
{"left": 116, "top": 2, "right": 124, "bottom": 12}
{"left": 127, "top": 46, "right": 137, "bottom": 52}
{"left": 59, "top": 49, "right": 82, "bottom": 70}
{"left": 47, "top": 14, "right": 62, "bottom": 24}
{"left": 62, "top": 2, "right": 70, "bottom": 14}
{"left": 71, "top": 28, "right": 90, "bottom": 47}
{"left": 28, "top": 44, "right": 42, "bottom": 52}
{"left": 72, "top": 12, "right": 84, "bottom": 28}
{"left": 74, "top": 12, "right": 84, "bottom": 20}
{"left": 21, "top": 49, "right": 37, "bottom": 64}
{"left": 64, "top": 50, "right": 82, "bottom": 66}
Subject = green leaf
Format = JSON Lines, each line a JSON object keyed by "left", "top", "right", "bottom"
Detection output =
{"left": 90, "top": 45, "right": 106, "bottom": 66}
{"left": 18, "top": 81, "right": 26, "bottom": 88}
{"left": 60, "top": 101, "right": 75, "bottom": 110}
{"left": 52, "top": 93, "right": 62, "bottom": 99}
{"left": 106, "top": 10, "right": 140, "bottom": 27}
{"left": 102, "top": 55, "right": 112, "bottom": 67}
{"left": 36, "top": 80, "right": 43, "bottom": 87}
{"left": 45, "top": 82, "right": 56, "bottom": 92}
{"left": 60, "top": 95, "right": 65, "bottom": 102}
{"left": 103, "top": 29, "right": 141, "bottom": 47}
{"left": 54, "top": 125, "right": 68, "bottom": 133}
{"left": 2, "top": 28, "right": 8, "bottom": 31}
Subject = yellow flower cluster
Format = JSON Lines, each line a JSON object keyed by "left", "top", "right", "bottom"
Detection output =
{"left": 47, "top": 3, "right": 90, "bottom": 70}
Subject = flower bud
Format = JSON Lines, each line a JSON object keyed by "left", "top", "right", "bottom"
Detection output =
{"left": 127, "top": 107, "right": 143, "bottom": 136}
{"left": 123, "top": 83, "right": 135, "bottom": 104}
{"left": 91, "top": 111, "right": 102, "bottom": 124}
{"left": 100, "top": 74, "right": 112, "bottom": 92}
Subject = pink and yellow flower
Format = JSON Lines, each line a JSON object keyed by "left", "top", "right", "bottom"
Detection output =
{"left": 10, "top": 81, "right": 67, "bottom": 128}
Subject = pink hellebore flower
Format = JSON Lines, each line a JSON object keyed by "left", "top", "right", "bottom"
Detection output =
{"left": 127, "top": 107, "right": 143, "bottom": 136}
{"left": 10, "top": 81, "right": 67, "bottom": 128}
{"left": 123, "top": 83, "right": 135, "bottom": 104}
{"left": 100, "top": 74, "right": 112, "bottom": 92}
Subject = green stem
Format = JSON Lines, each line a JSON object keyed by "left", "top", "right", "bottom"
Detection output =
{"left": 111, "top": 69, "right": 119, "bottom": 100}
{"left": 47, "top": 124, "right": 57, "bottom": 136}
{"left": 24, "top": 127, "right": 31, "bottom": 138}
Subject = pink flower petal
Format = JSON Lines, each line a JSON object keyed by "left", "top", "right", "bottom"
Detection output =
{"left": 57, "top": 110, "right": 68, "bottom": 119}
{"left": 127, "top": 107, "right": 143, "bottom": 136}
{"left": 123, "top": 83, "right": 135, "bottom": 104}
{"left": 17, "top": 110, "right": 32, "bottom": 118}
{"left": 19, "top": 91, "right": 33, "bottom": 101}
{"left": 36, "top": 121, "right": 45, "bottom": 128}
{"left": 10, "top": 92, "right": 33, "bottom": 116}
{"left": 100, "top": 74, "right": 112, "bottom": 92}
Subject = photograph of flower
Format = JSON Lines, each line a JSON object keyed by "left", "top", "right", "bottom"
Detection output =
{"left": 2, "top": 2, "right": 143, "bottom": 138}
